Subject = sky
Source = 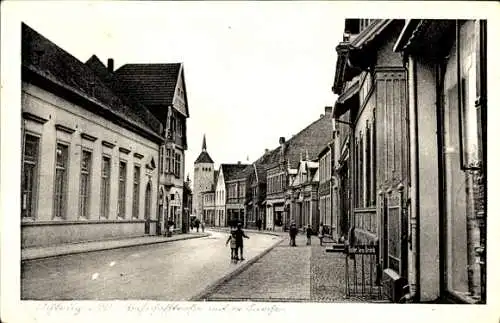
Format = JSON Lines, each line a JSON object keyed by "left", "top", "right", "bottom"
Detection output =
{"left": 12, "top": 1, "right": 344, "bottom": 181}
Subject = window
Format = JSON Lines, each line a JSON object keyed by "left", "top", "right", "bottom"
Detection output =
{"left": 174, "top": 153, "right": 181, "bottom": 177}
{"left": 100, "top": 156, "right": 111, "bottom": 219}
{"left": 160, "top": 146, "right": 164, "bottom": 173}
{"left": 118, "top": 161, "right": 127, "bottom": 218}
{"left": 133, "top": 165, "right": 140, "bottom": 218}
{"left": 79, "top": 150, "right": 92, "bottom": 218}
{"left": 53, "top": 143, "right": 69, "bottom": 219}
{"left": 166, "top": 148, "right": 172, "bottom": 173}
{"left": 22, "top": 134, "right": 39, "bottom": 219}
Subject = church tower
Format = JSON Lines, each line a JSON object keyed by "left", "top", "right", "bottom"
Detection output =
{"left": 193, "top": 134, "right": 215, "bottom": 220}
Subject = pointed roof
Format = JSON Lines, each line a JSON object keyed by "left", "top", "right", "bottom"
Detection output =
{"left": 202, "top": 134, "right": 207, "bottom": 151}
{"left": 194, "top": 135, "right": 214, "bottom": 164}
{"left": 113, "top": 63, "right": 189, "bottom": 119}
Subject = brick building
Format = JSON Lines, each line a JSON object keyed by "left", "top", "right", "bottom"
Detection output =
{"left": 264, "top": 107, "right": 333, "bottom": 231}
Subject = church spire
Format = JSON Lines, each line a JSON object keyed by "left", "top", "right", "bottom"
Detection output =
{"left": 202, "top": 134, "right": 207, "bottom": 152}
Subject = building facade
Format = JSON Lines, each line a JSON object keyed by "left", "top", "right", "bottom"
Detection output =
{"left": 215, "top": 166, "right": 226, "bottom": 227}
{"left": 394, "top": 19, "right": 487, "bottom": 304}
{"left": 318, "top": 143, "right": 335, "bottom": 237}
{"left": 111, "top": 62, "right": 190, "bottom": 235}
{"left": 193, "top": 135, "right": 215, "bottom": 221}
{"left": 333, "top": 18, "right": 409, "bottom": 301}
{"left": 219, "top": 163, "right": 250, "bottom": 227}
{"left": 288, "top": 159, "right": 320, "bottom": 233}
{"left": 21, "top": 24, "right": 165, "bottom": 247}
{"left": 202, "top": 190, "right": 216, "bottom": 226}
{"left": 331, "top": 18, "right": 487, "bottom": 304}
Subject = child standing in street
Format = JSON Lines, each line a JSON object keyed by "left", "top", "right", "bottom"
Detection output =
{"left": 226, "top": 230, "right": 238, "bottom": 260}
{"left": 306, "top": 224, "right": 313, "bottom": 245}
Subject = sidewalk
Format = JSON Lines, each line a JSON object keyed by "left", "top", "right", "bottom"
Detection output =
{"left": 205, "top": 234, "right": 389, "bottom": 302}
{"left": 21, "top": 232, "right": 210, "bottom": 261}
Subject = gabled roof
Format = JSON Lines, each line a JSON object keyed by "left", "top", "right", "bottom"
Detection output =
{"left": 22, "top": 23, "right": 163, "bottom": 141}
{"left": 252, "top": 111, "right": 332, "bottom": 180}
{"left": 280, "top": 114, "right": 333, "bottom": 167}
{"left": 84, "top": 55, "right": 163, "bottom": 135}
{"left": 221, "top": 163, "right": 251, "bottom": 182}
{"left": 195, "top": 151, "right": 214, "bottom": 164}
{"left": 113, "top": 63, "right": 188, "bottom": 118}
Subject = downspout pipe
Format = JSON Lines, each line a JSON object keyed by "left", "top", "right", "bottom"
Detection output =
{"left": 407, "top": 55, "right": 421, "bottom": 302}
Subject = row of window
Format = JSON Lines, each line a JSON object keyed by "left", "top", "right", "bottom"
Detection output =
{"left": 22, "top": 133, "right": 145, "bottom": 220}
{"left": 354, "top": 120, "right": 377, "bottom": 208}
{"left": 159, "top": 146, "right": 182, "bottom": 178}
{"left": 267, "top": 172, "right": 286, "bottom": 194}
{"left": 319, "top": 150, "right": 332, "bottom": 184}
{"left": 227, "top": 182, "right": 246, "bottom": 199}
{"left": 204, "top": 193, "right": 215, "bottom": 203}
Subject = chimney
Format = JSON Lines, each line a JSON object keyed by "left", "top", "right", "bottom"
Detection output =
{"left": 265, "top": 148, "right": 269, "bottom": 154}
{"left": 325, "top": 106, "right": 333, "bottom": 116}
{"left": 107, "top": 58, "right": 114, "bottom": 73}
{"left": 279, "top": 137, "right": 285, "bottom": 145}
{"left": 238, "top": 161, "right": 241, "bottom": 165}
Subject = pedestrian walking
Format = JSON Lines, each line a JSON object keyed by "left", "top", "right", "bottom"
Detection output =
{"left": 234, "top": 222, "right": 250, "bottom": 260}
{"left": 195, "top": 218, "right": 200, "bottom": 232}
{"left": 318, "top": 222, "right": 324, "bottom": 246}
{"left": 201, "top": 221, "right": 205, "bottom": 233}
{"left": 225, "top": 230, "right": 238, "bottom": 260}
{"left": 289, "top": 221, "right": 297, "bottom": 247}
{"left": 256, "top": 218, "right": 262, "bottom": 231}
{"left": 306, "top": 224, "right": 313, "bottom": 245}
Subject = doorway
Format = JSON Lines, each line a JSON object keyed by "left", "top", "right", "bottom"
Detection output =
{"left": 144, "top": 181, "right": 151, "bottom": 234}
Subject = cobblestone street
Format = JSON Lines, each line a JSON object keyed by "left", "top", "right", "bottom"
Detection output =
{"left": 206, "top": 234, "right": 361, "bottom": 302}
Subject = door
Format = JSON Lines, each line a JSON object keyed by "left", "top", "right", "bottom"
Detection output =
{"left": 144, "top": 181, "right": 151, "bottom": 234}
{"left": 382, "top": 187, "right": 408, "bottom": 279}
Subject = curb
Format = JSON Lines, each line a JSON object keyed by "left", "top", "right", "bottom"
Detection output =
{"left": 189, "top": 235, "right": 285, "bottom": 301}
{"left": 22, "top": 233, "right": 212, "bottom": 261}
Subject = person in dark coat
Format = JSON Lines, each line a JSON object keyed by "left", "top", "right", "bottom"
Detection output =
{"left": 234, "top": 222, "right": 250, "bottom": 260}
{"left": 306, "top": 224, "right": 313, "bottom": 245}
{"left": 289, "top": 221, "right": 298, "bottom": 247}
{"left": 195, "top": 218, "right": 200, "bottom": 232}
{"left": 256, "top": 218, "right": 262, "bottom": 231}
